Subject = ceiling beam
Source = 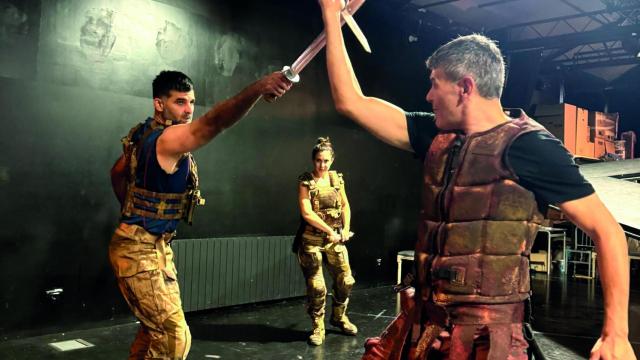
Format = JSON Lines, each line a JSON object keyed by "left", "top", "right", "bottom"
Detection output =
{"left": 491, "top": 3, "right": 640, "bottom": 31}
{"left": 571, "top": 48, "right": 626, "bottom": 59}
{"left": 542, "top": 46, "right": 578, "bottom": 62}
{"left": 560, "top": 0, "right": 607, "bottom": 26}
{"left": 387, "top": 0, "right": 416, "bottom": 9}
{"left": 503, "top": 24, "right": 640, "bottom": 51}
{"left": 418, "top": 0, "right": 461, "bottom": 9}
{"left": 544, "top": 56, "right": 639, "bottom": 71}
{"left": 478, "top": 0, "right": 520, "bottom": 8}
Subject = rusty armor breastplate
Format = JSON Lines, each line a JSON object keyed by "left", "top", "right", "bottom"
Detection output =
{"left": 299, "top": 171, "right": 344, "bottom": 229}
{"left": 416, "top": 114, "right": 546, "bottom": 306}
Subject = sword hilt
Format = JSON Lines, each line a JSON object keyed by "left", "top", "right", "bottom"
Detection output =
{"left": 283, "top": 0, "right": 367, "bottom": 82}
{"left": 263, "top": 66, "right": 299, "bottom": 102}
{"left": 282, "top": 66, "right": 300, "bottom": 83}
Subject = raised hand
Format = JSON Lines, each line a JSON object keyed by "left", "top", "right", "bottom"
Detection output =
{"left": 259, "top": 71, "right": 293, "bottom": 103}
{"left": 318, "top": 0, "right": 345, "bottom": 13}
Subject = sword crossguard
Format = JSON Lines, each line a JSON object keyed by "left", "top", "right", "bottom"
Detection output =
{"left": 282, "top": 66, "right": 300, "bottom": 83}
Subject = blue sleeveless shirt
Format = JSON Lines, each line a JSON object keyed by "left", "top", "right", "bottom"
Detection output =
{"left": 121, "top": 118, "right": 191, "bottom": 234}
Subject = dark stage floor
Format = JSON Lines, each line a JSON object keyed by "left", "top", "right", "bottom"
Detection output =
{"left": 1, "top": 272, "right": 639, "bottom": 359}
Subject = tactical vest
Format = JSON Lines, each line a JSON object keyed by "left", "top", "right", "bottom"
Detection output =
{"left": 299, "top": 170, "right": 344, "bottom": 230}
{"left": 417, "top": 114, "right": 546, "bottom": 306}
{"left": 119, "top": 121, "right": 205, "bottom": 225}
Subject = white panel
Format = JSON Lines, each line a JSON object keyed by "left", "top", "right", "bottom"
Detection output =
{"left": 49, "top": 339, "right": 94, "bottom": 352}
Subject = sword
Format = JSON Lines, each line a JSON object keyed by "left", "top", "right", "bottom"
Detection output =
{"left": 282, "top": 0, "right": 369, "bottom": 83}
{"left": 342, "top": 6, "right": 371, "bottom": 53}
{"left": 325, "top": 230, "right": 354, "bottom": 250}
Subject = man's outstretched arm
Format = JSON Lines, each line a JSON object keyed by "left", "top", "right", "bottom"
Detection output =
{"left": 320, "top": 0, "right": 411, "bottom": 151}
{"left": 559, "top": 193, "right": 636, "bottom": 360}
{"left": 157, "top": 72, "right": 292, "bottom": 171}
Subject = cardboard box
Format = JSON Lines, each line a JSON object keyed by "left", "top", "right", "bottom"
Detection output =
{"left": 530, "top": 252, "right": 547, "bottom": 272}
{"left": 622, "top": 131, "right": 636, "bottom": 159}
{"left": 575, "top": 107, "right": 595, "bottom": 158}
{"left": 534, "top": 104, "right": 577, "bottom": 154}
{"left": 595, "top": 139, "right": 604, "bottom": 158}
{"left": 588, "top": 111, "right": 618, "bottom": 141}
{"left": 614, "top": 140, "right": 626, "bottom": 159}
{"left": 594, "top": 139, "right": 616, "bottom": 158}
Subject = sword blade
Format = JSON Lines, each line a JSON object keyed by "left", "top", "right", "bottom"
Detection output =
{"left": 341, "top": 10, "right": 371, "bottom": 53}
{"left": 290, "top": 32, "right": 330, "bottom": 75}
{"left": 287, "top": 0, "right": 367, "bottom": 80}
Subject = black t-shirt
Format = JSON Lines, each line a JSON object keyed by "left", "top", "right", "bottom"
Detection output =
{"left": 405, "top": 112, "right": 594, "bottom": 209}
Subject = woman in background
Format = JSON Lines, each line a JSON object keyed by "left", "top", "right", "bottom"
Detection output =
{"left": 296, "top": 137, "right": 357, "bottom": 346}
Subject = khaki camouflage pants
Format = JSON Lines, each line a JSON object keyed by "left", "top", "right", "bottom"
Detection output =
{"left": 109, "top": 223, "right": 191, "bottom": 360}
{"left": 297, "top": 231, "right": 355, "bottom": 319}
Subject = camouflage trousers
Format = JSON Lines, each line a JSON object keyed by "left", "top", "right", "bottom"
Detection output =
{"left": 297, "top": 231, "right": 355, "bottom": 319}
{"left": 109, "top": 223, "right": 191, "bottom": 360}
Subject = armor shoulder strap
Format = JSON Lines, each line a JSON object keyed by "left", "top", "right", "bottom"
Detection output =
{"left": 120, "top": 122, "right": 165, "bottom": 216}
{"left": 328, "top": 171, "right": 344, "bottom": 190}
{"left": 298, "top": 172, "right": 315, "bottom": 189}
{"left": 122, "top": 123, "right": 144, "bottom": 148}
{"left": 187, "top": 153, "right": 199, "bottom": 188}
{"left": 329, "top": 171, "right": 344, "bottom": 207}
{"left": 129, "top": 124, "right": 162, "bottom": 179}
{"left": 120, "top": 123, "right": 145, "bottom": 180}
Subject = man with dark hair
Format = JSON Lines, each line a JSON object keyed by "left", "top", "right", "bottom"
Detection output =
{"left": 152, "top": 71, "right": 194, "bottom": 100}
{"left": 318, "top": 0, "right": 636, "bottom": 359}
{"left": 109, "top": 70, "right": 291, "bottom": 359}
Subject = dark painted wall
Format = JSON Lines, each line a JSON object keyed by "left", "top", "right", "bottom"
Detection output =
{"left": 0, "top": 0, "right": 437, "bottom": 335}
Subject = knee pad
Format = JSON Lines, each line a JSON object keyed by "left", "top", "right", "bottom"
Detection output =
{"left": 308, "top": 276, "right": 327, "bottom": 299}
{"left": 337, "top": 272, "right": 355, "bottom": 290}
